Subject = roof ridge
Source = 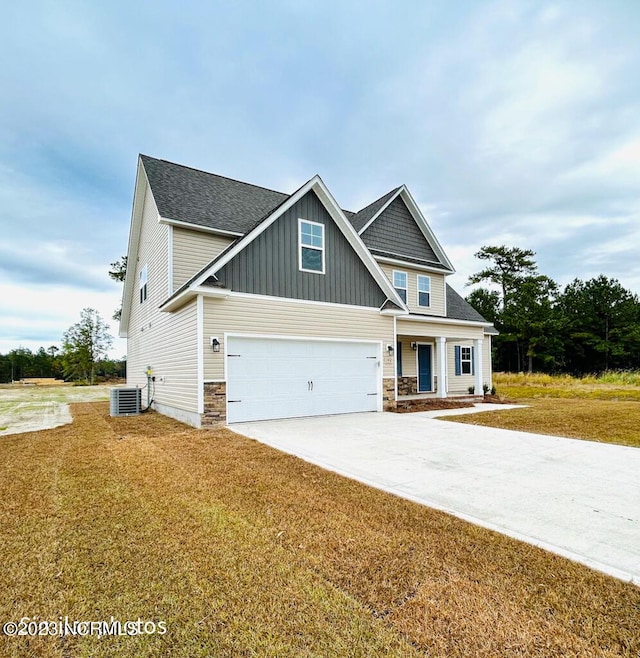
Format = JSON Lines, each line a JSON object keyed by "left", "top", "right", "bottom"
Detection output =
{"left": 355, "top": 185, "right": 402, "bottom": 215}
{"left": 139, "top": 154, "right": 289, "bottom": 198}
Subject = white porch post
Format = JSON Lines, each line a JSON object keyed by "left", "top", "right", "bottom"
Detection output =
{"left": 474, "top": 338, "right": 483, "bottom": 396}
{"left": 436, "top": 336, "right": 447, "bottom": 398}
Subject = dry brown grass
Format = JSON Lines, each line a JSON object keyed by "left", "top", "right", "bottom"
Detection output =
{"left": 443, "top": 373, "right": 640, "bottom": 447}
{"left": 443, "top": 398, "right": 640, "bottom": 447}
{"left": 1, "top": 403, "right": 638, "bottom": 656}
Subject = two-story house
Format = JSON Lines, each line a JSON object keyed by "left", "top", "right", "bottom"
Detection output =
{"left": 120, "top": 155, "right": 496, "bottom": 427}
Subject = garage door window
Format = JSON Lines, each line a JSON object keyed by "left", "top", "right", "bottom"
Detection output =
{"left": 299, "top": 219, "right": 325, "bottom": 273}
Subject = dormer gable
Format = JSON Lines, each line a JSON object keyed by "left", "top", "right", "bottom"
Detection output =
{"left": 353, "top": 187, "right": 454, "bottom": 272}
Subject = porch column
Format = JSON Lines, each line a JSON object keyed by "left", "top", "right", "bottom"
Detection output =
{"left": 436, "top": 336, "right": 447, "bottom": 398}
{"left": 474, "top": 338, "right": 483, "bottom": 395}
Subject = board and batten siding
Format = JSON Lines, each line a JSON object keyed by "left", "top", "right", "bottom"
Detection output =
{"left": 380, "top": 264, "right": 446, "bottom": 317}
{"left": 216, "top": 190, "right": 387, "bottom": 307}
{"left": 126, "top": 180, "right": 199, "bottom": 413}
{"left": 203, "top": 295, "right": 395, "bottom": 380}
{"left": 172, "top": 227, "right": 234, "bottom": 291}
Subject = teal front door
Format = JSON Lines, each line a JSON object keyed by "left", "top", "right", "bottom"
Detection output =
{"left": 418, "top": 344, "right": 432, "bottom": 392}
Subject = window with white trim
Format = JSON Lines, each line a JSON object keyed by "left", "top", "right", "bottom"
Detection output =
{"left": 393, "top": 270, "right": 407, "bottom": 303}
{"left": 299, "top": 219, "right": 325, "bottom": 273}
{"left": 460, "top": 346, "right": 472, "bottom": 374}
{"left": 417, "top": 275, "right": 431, "bottom": 307}
{"left": 139, "top": 264, "right": 148, "bottom": 303}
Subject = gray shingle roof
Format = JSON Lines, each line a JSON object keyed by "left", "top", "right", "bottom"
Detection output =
{"left": 368, "top": 248, "right": 449, "bottom": 270}
{"left": 140, "top": 155, "right": 288, "bottom": 234}
{"left": 446, "top": 285, "right": 490, "bottom": 323}
{"left": 409, "top": 285, "right": 492, "bottom": 325}
{"left": 349, "top": 187, "right": 401, "bottom": 232}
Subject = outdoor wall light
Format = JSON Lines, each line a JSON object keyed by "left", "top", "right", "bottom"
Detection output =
{"left": 411, "top": 342, "right": 417, "bottom": 351}
{"left": 210, "top": 337, "right": 221, "bottom": 353}
{"left": 386, "top": 344, "right": 394, "bottom": 355}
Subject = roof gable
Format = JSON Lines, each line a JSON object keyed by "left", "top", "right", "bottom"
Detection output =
{"left": 140, "top": 155, "right": 287, "bottom": 234}
{"left": 216, "top": 189, "right": 387, "bottom": 307}
{"left": 361, "top": 196, "right": 441, "bottom": 264}
{"left": 161, "top": 175, "right": 407, "bottom": 312}
{"left": 354, "top": 187, "right": 454, "bottom": 272}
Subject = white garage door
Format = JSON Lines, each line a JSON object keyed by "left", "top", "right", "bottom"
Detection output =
{"left": 226, "top": 336, "right": 381, "bottom": 423}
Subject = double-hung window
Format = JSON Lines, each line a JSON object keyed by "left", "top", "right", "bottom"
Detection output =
{"left": 417, "top": 275, "right": 431, "bottom": 307}
{"left": 299, "top": 219, "right": 325, "bottom": 273}
{"left": 460, "top": 346, "right": 472, "bottom": 374}
{"left": 139, "top": 264, "right": 148, "bottom": 303}
{"left": 393, "top": 271, "right": 407, "bottom": 303}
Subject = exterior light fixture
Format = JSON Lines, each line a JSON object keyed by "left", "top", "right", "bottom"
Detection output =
{"left": 211, "top": 337, "right": 220, "bottom": 353}
{"left": 411, "top": 342, "right": 417, "bottom": 351}
{"left": 387, "top": 344, "right": 394, "bottom": 355}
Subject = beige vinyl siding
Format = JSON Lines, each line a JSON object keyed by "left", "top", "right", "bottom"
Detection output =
{"left": 127, "top": 300, "right": 198, "bottom": 411}
{"left": 172, "top": 227, "right": 234, "bottom": 291}
{"left": 396, "top": 319, "right": 482, "bottom": 340}
{"left": 447, "top": 341, "right": 475, "bottom": 394}
{"left": 447, "top": 340, "right": 491, "bottom": 394}
{"left": 397, "top": 340, "right": 417, "bottom": 377}
{"left": 379, "top": 263, "right": 446, "bottom": 316}
{"left": 397, "top": 332, "right": 492, "bottom": 394}
{"left": 126, "top": 182, "right": 198, "bottom": 412}
{"left": 203, "top": 294, "right": 395, "bottom": 380}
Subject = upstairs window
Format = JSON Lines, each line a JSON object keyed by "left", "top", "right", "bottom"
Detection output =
{"left": 393, "top": 271, "right": 407, "bottom": 303}
{"left": 417, "top": 275, "right": 431, "bottom": 307}
{"left": 139, "top": 264, "right": 148, "bottom": 303}
{"left": 299, "top": 219, "right": 325, "bottom": 273}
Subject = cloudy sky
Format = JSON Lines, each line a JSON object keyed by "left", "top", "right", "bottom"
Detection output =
{"left": 1, "top": 0, "right": 639, "bottom": 358}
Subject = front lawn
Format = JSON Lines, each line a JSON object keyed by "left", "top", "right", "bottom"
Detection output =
{"left": 0, "top": 403, "right": 638, "bottom": 657}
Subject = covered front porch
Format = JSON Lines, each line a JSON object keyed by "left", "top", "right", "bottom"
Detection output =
{"left": 395, "top": 320, "right": 489, "bottom": 400}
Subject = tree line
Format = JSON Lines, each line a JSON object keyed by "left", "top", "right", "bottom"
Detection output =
{"left": 466, "top": 246, "right": 640, "bottom": 374}
{"left": 0, "top": 309, "right": 125, "bottom": 384}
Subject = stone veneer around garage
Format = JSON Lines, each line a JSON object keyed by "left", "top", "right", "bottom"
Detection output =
{"left": 202, "top": 381, "right": 227, "bottom": 427}
{"left": 382, "top": 377, "right": 396, "bottom": 411}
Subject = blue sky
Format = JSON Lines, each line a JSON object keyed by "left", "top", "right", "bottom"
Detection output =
{"left": 1, "top": 0, "right": 639, "bottom": 358}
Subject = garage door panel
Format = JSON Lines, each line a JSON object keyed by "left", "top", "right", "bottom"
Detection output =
{"left": 226, "top": 337, "right": 380, "bottom": 423}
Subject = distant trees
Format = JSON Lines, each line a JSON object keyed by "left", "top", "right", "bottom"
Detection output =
{"left": 467, "top": 247, "right": 640, "bottom": 375}
{"left": 61, "top": 308, "right": 113, "bottom": 385}
{"left": 557, "top": 276, "right": 640, "bottom": 373}
{"left": 0, "top": 347, "right": 58, "bottom": 382}
{"left": 0, "top": 346, "right": 125, "bottom": 384}
{"left": 109, "top": 256, "right": 127, "bottom": 321}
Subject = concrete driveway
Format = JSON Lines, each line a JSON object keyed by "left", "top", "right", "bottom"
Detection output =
{"left": 231, "top": 409, "right": 640, "bottom": 585}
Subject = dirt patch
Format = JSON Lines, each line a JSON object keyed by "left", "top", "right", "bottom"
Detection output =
{"left": 392, "top": 395, "right": 517, "bottom": 414}
{"left": 0, "top": 385, "right": 111, "bottom": 436}
{"left": 393, "top": 399, "right": 477, "bottom": 413}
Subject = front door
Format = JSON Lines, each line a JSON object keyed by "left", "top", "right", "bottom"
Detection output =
{"left": 417, "top": 344, "right": 433, "bottom": 392}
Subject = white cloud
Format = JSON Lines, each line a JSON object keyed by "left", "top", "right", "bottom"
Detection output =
{"left": 0, "top": 280, "right": 126, "bottom": 358}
